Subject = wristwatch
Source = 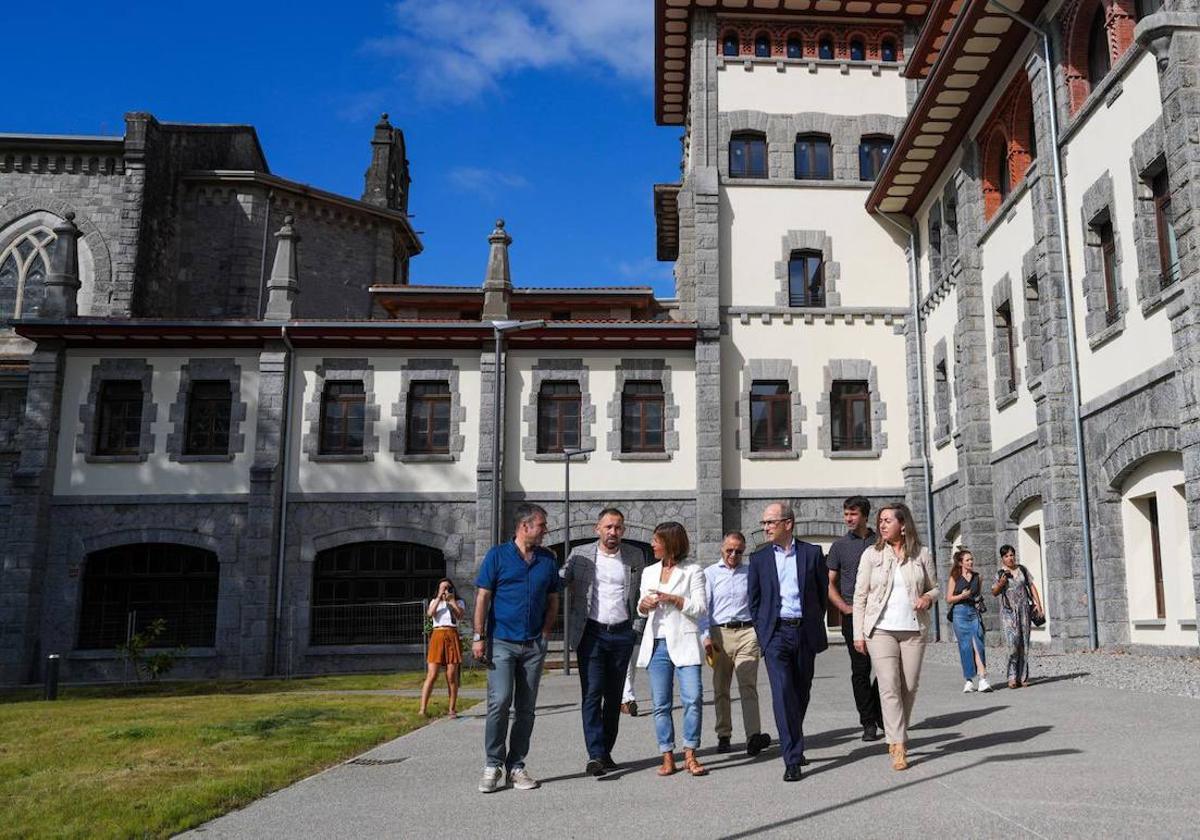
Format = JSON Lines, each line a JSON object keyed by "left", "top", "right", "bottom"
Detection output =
{"left": 473, "top": 633, "right": 486, "bottom": 642}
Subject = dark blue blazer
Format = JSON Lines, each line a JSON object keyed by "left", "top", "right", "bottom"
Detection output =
{"left": 747, "top": 539, "right": 830, "bottom": 655}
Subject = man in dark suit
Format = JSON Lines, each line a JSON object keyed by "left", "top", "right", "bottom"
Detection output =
{"left": 748, "top": 501, "right": 830, "bottom": 782}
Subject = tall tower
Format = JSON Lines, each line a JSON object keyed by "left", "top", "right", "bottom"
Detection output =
{"left": 653, "top": 1, "right": 926, "bottom": 560}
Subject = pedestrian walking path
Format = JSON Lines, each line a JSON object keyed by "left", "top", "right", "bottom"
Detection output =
{"left": 183, "top": 643, "right": 1200, "bottom": 839}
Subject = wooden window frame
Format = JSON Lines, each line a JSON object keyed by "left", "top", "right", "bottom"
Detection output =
{"left": 1152, "top": 171, "right": 1180, "bottom": 288}
{"left": 996, "top": 301, "right": 1017, "bottom": 394}
{"left": 183, "top": 380, "right": 233, "bottom": 456}
{"left": 95, "top": 380, "right": 144, "bottom": 456}
{"left": 730, "top": 132, "right": 768, "bottom": 179}
{"left": 831, "top": 380, "right": 872, "bottom": 452}
{"left": 749, "top": 381, "right": 791, "bottom": 452}
{"left": 794, "top": 133, "right": 832, "bottom": 180}
{"left": 1099, "top": 220, "right": 1120, "bottom": 324}
{"left": 788, "top": 250, "right": 826, "bottom": 307}
{"left": 537, "top": 381, "right": 582, "bottom": 454}
{"left": 621, "top": 381, "right": 666, "bottom": 453}
{"left": 406, "top": 380, "right": 452, "bottom": 455}
{"left": 858, "top": 136, "right": 893, "bottom": 181}
{"left": 319, "top": 380, "right": 367, "bottom": 455}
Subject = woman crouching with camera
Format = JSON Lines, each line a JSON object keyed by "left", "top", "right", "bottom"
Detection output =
{"left": 946, "top": 549, "right": 991, "bottom": 693}
{"left": 419, "top": 578, "right": 466, "bottom": 718}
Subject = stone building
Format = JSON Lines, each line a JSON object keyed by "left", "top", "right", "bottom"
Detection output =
{"left": 2, "top": 0, "right": 1199, "bottom": 684}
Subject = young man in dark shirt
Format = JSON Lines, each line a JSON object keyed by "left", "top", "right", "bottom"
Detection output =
{"left": 826, "top": 495, "right": 884, "bottom": 742}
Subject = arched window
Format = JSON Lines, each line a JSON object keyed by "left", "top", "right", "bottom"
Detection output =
{"left": 858, "top": 135, "right": 893, "bottom": 180}
{"left": 1087, "top": 8, "right": 1111, "bottom": 86}
{"left": 996, "top": 140, "right": 1011, "bottom": 201}
{"left": 881, "top": 39, "right": 897, "bottom": 62}
{"left": 754, "top": 32, "right": 771, "bottom": 58}
{"left": 311, "top": 541, "right": 447, "bottom": 645}
{"left": 788, "top": 249, "right": 825, "bottom": 307}
{"left": 0, "top": 225, "right": 53, "bottom": 321}
{"left": 794, "top": 133, "right": 832, "bottom": 180}
{"left": 78, "top": 543, "right": 219, "bottom": 649}
{"left": 729, "top": 131, "right": 768, "bottom": 178}
{"left": 818, "top": 37, "right": 834, "bottom": 60}
{"left": 849, "top": 38, "right": 866, "bottom": 61}
{"left": 722, "top": 31, "right": 739, "bottom": 56}
{"left": 786, "top": 37, "right": 802, "bottom": 59}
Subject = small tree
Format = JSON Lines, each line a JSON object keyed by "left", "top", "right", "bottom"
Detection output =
{"left": 115, "top": 618, "right": 187, "bottom": 681}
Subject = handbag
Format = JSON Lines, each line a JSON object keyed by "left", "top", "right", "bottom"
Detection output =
{"left": 1019, "top": 565, "right": 1046, "bottom": 627}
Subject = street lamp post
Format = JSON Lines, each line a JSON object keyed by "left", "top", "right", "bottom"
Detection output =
{"left": 488, "top": 320, "right": 545, "bottom": 547}
{"left": 560, "top": 445, "right": 595, "bottom": 676}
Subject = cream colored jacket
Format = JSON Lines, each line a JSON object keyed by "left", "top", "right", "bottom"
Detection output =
{"left": 852, "top": 545, "right": 941, "bottom": 642}
{"left": 635, "top": 561, "right": 707, "bottom": 668}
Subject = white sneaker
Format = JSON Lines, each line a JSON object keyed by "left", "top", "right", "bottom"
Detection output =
{"left": 478, "top": 765, "right": 506, "bottom": 793}
{"left": 510, "top": 767, "right": 539, "bottom": 790}
{"left": 977, "top": 677, "right": 993, "bottom": 693}
{"left": 963, "top": 680, "right": 975, "bottom": 693}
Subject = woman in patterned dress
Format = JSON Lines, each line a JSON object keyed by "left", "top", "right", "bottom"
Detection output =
{"left": 991, "top": 545, "right": 1042, "bottom": 689}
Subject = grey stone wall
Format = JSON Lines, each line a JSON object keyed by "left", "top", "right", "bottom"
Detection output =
{"left": 1078, "top": 171, "right": 1129, "bottom": 347}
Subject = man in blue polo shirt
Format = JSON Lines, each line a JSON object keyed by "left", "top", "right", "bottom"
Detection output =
{"left": 472, "top": 502, "right": 561, "bottom": 793}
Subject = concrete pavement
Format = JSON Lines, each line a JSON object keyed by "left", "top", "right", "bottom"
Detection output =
{"left": 183, "top": 643, "right": 1200, "bottom": 839}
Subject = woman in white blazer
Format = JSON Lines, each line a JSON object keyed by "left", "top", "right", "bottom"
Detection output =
{"left": 636, "top": 521, "right": 708, "bottom": 777}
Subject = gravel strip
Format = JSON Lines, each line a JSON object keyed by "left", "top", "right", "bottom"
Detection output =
{"left": 921, "top": 640, "right": 1200, "bottom": 699}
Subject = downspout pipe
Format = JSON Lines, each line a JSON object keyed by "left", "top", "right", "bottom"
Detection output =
{"left": 876, "top": 209, "right": 940, "bottom": 641}
{"left": 986, "top": 0, "right": 1100, "bottom": 649}
{"left": 271, "top": 324, "right": 294, "bottom": 675}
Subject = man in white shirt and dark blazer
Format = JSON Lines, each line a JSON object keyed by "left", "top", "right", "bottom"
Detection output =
{"left": 748, "top": 501, "right": 830, "bottom": 782}
{"left": 562, "top": 508, "right": 645, "bottom": 777}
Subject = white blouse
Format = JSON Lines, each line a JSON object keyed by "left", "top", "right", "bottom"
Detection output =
{"left": 875, "top": 568, "right": 918, "bottom": 631}
{"left": 431, "top": 598, "right": 465, "bottom": 628}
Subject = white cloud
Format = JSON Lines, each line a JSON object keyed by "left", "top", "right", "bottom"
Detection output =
{"left": 365, "top": 0, "right": 653, "bottom": 102}
{"left": 447, "top": 166, "right": 530, "bottom": 200}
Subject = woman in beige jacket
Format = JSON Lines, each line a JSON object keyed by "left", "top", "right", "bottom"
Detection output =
{"left": 852, "top": 502, "right": 940, "bottom": 770}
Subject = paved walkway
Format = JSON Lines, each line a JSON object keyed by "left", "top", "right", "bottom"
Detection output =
{"left": 184, "top": 643, "right": 1200, "bottom": 839}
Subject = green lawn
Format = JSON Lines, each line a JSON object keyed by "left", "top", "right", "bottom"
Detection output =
{"left": 0, "top": 672, "right": 482, "bottom": 840}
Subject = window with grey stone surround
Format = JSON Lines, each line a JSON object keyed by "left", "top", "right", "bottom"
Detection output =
{"left": 932, "top": 339, "right": 952, "bottom": 447}
{"left": 1021, "top": 247, "right": 1044, "bottom": 382}
{"left": 302, "top": 359, "right": 380, "bottom": 462}
{"left": 1129, "top": 118, "right": 1183, "bottom": 314}
{"left": 928, "top": 201, "right": 944, "bottom": 283}
{"left": 390, "top": 358, "right": 466, "bottom": 462}
{"left": 991, "top": 274, "right": 1019, "bottom": 409}
{"left": 607, "top": 358, "right": 679, "bottom": 461}
{"left": 774, "top": 230, "right": 841, "bottom": 307}
{"left": 737, "top": 359, "right": 804, "bottom": 460}
{"left": 1079, "top": 172, "right": 1127, "bottom": 348}
{"left": 165, "top": 359, "right": 247, "bottom": 462}
{"left": 521, "top": 358, "right": 596, "bottom": 462}
{"left": 77, "top": 359, "right": 157, "bottom": 463}
{"left": 816, "top": 359, "right": 886, "bottom": 459}
{"left": 718, "top": 111, "right": 904, "bottom": 183}
{"left": 942, "top": 182, "right": 960, "bottom": 266}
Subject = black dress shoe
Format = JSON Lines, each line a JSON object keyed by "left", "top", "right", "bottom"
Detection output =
{"left": 585, "top": 758, "right": 606, "bottom": 777}
{"left": 783, "top": 763, "right": 803, "bottom": 782}
{"left": 799, "top": 754, "right": 810, "bottom": 766}
{"left": 746, "top": 732, "right": 771, "bottom": 756}
{"left": 717, "top": 736, "right": 731, "bottom": 753}
{"left": 621, "top": 701, "right": 638, "bottom": 717}
{"left": 601, "top": 755, "right": 618, "bottom": 770}
{"left": 862, "top": 724, "right": 883, "bottom": 742}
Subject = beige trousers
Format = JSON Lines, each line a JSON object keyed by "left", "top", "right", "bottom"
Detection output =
{"left": 710, "top": 625, "right": 762, "bottom": 739}
{"left": 865, "top": 629, "right": 925, "bottom": 745}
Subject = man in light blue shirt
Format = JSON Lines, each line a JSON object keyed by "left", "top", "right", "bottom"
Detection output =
{"left": 700, "top": 531, "right": 770, "bottom": 756}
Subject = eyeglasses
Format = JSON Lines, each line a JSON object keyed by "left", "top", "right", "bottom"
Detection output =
{"left": 759, "top": 518, "right": 793, "bottom": 527}
{"left": 723, "top": 549, "right": 745, "bottom": 556}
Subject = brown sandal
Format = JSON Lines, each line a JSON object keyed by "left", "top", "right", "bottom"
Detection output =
{"left": 657, "top": 752, "right": 677, "bottom": 776}
{"left": 683, "top": 748, "right": 708, "bottom": 777}
{"left": 890, "top": 742, "right": 908, "bottom": 771}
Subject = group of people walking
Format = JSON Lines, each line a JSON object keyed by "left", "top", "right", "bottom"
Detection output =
{"left": 424, "top": 498, "right": 1043, "bottom": 793}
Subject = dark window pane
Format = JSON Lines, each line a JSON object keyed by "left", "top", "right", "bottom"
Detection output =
{"left": 722, "top": 33, "right": 739, "bottom": 56}
{"left": 537, "top": 380, "right": 581, "bottom": 453}
{"left": 831, "top": 380, "right": 871, "bottom": 451}
{"left": 788, "top": 250, "right": 825, "bottom": 307}
{"left": 320, "top": 380, "right": 366, "bottom": 455}
{"left": 786, "top": 38, "right": 802, "bottom": 59}
{"left": 755, "top": 34, "right": 770, "bottom": 57}
{"left": 881, "top": 40, "right": 896, "bottom": 62}
{"left": 184, "top": 380, "right": 233, "bottom": 456}
{"left": 730, "top": 134, "right": 767, "bottom": 178}
{"left": 750, "top": 380, "right": 790, "bottom": 451}
{"left": 96, "top": 380, "right": 144, "bottom": 456}
{"left": 1088, "top": 10, "right": 1110, "bottom": 86}
{"left": 850, "top": 39, "right": 865, "bottom": 61}
{"left": 859, "top": 136, "right": 893, "bottom": 181}
{"left": 407, "top": 380, "right": 451, "bottom": 454}
{"left": 818, "top": 38, "right": 834, "bottom": 60}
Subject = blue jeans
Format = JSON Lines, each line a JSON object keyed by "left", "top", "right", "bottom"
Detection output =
{"left": 647, "top": 638, "right": 702, "bottom": 753}
{"left": 952, "top": 607, "right": 986, "bottom": 680}
{"left": 484, "top": 637, "right": 548, "bottom": 770}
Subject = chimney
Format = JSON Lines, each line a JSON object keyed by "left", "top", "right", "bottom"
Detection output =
{"left": 481, "top": 219, "right": 512, "bottom": 321}
{"left": 264, "top": 215, "right": 300, "bottom": 320}
{"left": 39, "top": 212, "right": 82, "bottom": 318}
{"left": 362, "top": 113, "right": 411, "bottom": 213}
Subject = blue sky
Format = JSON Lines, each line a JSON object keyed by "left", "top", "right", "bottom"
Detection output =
{"left": 8, "top": 1, "right": 680, "bottom": 296}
